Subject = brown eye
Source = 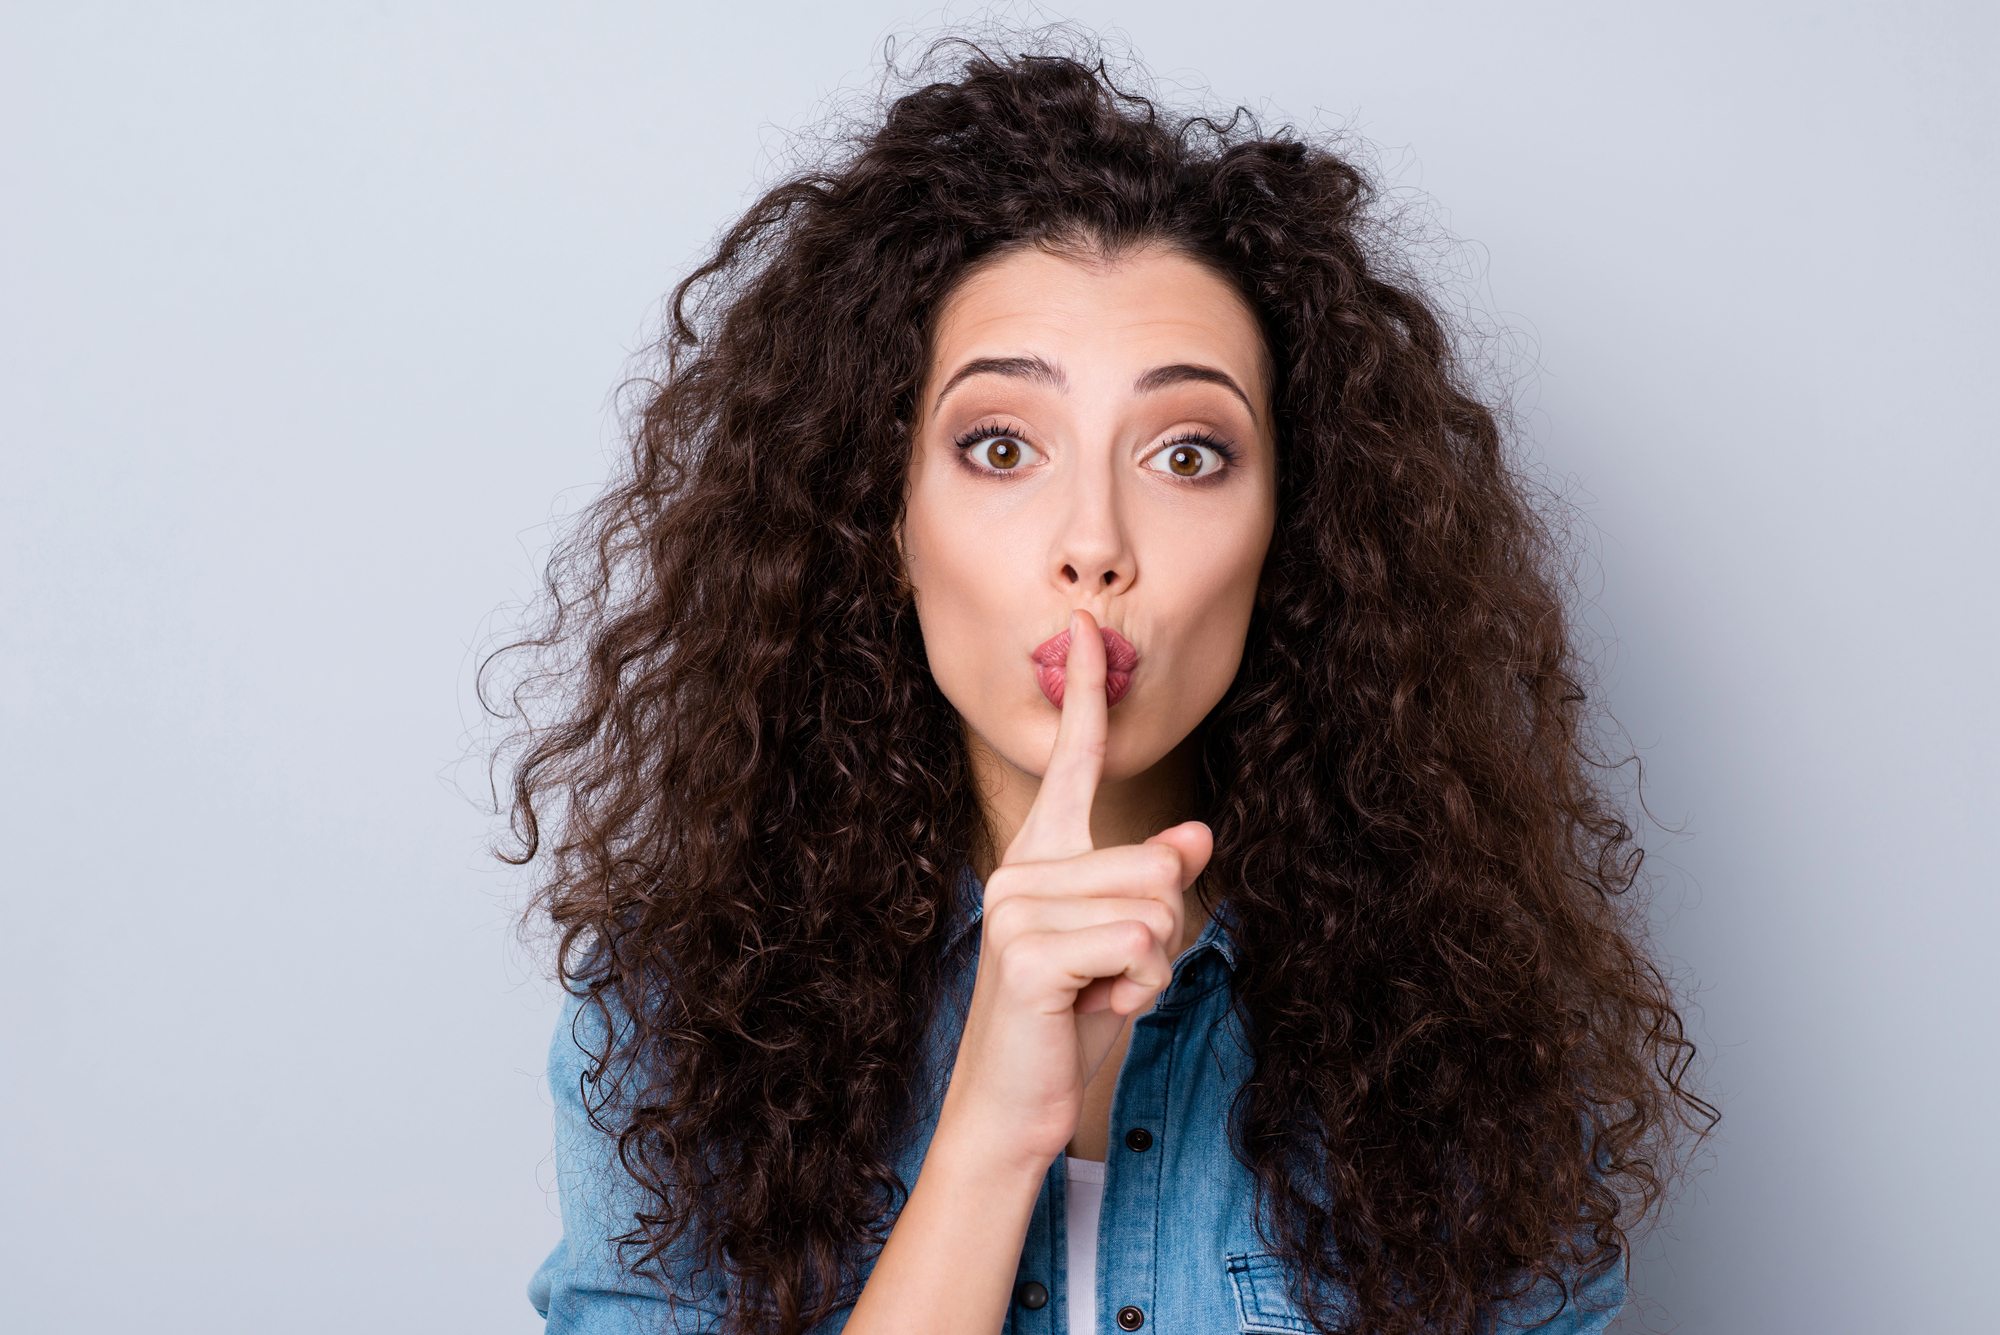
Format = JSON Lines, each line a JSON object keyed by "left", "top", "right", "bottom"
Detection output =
{"left": 966, "top": 434, "right": 1041, "bottom": 471}
{"left": 1145, "top": 440, "right": 1223, "bottom": 478}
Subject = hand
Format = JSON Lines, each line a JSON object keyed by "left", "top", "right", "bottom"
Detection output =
{"left": 939, "top": 609, "right": 1214, "bottom": 1174}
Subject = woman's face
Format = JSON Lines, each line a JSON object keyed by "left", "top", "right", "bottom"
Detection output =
{"left": 903, "top": 243, "right": 1278, "bottom": 793}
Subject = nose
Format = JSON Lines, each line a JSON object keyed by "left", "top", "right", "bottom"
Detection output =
{"left": 1050, "top": 468, "right": 1135, "bottom": 601}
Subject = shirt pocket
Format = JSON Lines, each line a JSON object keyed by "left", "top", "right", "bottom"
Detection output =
{"left": 1224, "top": 1251, "right": 1315, "bottom": 1335}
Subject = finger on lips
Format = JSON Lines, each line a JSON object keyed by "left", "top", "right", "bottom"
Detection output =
{"left": 1005, "top": 608, "right": 1109, "bottom": 865}
{"left": 985, "top": 609, "right": 1206, "bottom": 1013}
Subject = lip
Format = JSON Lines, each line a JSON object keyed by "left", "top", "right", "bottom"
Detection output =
{"left": 1030, "top": 625, "right": 1140, "bottom": 709}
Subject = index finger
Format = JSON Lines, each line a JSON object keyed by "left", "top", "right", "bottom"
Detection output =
{"left": 1003, "top": 608, "right": 1108, "bottom": 864}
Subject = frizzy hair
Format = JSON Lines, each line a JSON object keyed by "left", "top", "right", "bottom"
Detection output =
{"left": 491, "top": 41, "right": 1714, "bottom": 1335}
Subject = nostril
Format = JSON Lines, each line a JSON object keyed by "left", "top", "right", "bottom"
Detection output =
{"left": 1061, "top": 564, "right": 1078, "bottom": 583}
{"left": 1102, "top": 571, "right": 1115, "bottom": 586}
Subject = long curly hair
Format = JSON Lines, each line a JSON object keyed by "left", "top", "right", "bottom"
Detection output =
{"left": 491, "top": 38, "right": 1714, "bottom": 1335}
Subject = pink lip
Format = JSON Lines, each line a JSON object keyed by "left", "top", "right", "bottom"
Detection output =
{"left": 1030, "top": 625, "right": 1139, "bottom": 709}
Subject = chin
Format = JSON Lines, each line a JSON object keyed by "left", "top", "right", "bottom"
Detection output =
{"left": 1097, "top": 725, "right": 1167, "bottom": 783}
{"left": 960, "top": 681, "right": 1193, "bottom": 784}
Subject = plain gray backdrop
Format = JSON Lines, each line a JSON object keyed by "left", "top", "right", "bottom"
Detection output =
{"left": 3, "top": 3, "right": 1994, "bottom": 1332}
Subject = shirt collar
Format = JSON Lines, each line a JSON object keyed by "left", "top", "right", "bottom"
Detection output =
{"left": 944, "top": 866, "right": 984, "bottom": 956}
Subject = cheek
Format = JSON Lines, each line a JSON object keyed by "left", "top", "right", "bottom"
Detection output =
{"left": 1175, "top": 577, "right": 1257, "bottom": 694}
{"left": 910, "top": 496, "right": 994, "bottom": 613}
{"left": 904, "top": 487, "right": 1026, "bottom": 692}
{"left": 1145, "top": 520, "right": 1269, "bottom": 699}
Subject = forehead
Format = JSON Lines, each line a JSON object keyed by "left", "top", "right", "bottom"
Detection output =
{"left": 926, "top": 245, "right": 1269, "bottom": 399}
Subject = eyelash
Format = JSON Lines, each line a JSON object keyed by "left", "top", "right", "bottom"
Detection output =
{"left": 1157, "top": 431, "right": 1239, "bottom": 468}
{"left": 950, "top": 423, "right": 1241, "bottom": 476}
{"left": 951, "top": 420, "right": 1029, "bottom": 454}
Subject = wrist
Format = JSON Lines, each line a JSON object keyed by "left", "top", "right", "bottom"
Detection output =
{"left": 926, "top": 1096, "right": 1063, "bottom": 1190}
{"left": 846, "top": 1093, "right": 1050, "bottom": 1335}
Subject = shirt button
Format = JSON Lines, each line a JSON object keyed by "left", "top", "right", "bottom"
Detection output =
{"left": 1014, "top": 1281, "right": 1048, "bottom": 1310}
{"left": 1116, "top": 1305, "right": 1145, "bottom": 1330}
{"left": 1123, "top": 1126, "right": 1153, "bottom": 1152}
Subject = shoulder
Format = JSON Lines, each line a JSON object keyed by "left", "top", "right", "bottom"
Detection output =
{"left": 532, "top": 986, "right": 733, "bottom": 1333}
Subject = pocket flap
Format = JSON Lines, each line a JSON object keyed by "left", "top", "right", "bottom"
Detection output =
{"left": 1225, "top": 1252, "right": 1315, "bottom": 1334}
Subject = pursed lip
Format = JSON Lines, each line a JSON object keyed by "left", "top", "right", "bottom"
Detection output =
{"left": 1029, "top": 625, "right": 1139, "bottom": 709}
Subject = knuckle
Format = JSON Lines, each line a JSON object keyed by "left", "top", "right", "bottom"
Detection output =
{"left": 985, "top": 895, "right": 1032, "bottom": 934}
{"left": 994, "top": 937, "right": 1045, "bottom": 988}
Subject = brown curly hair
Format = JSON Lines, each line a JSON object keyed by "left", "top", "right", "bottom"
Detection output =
{"left": 491, "top": 38, "right": 1714, "bottom": 1335}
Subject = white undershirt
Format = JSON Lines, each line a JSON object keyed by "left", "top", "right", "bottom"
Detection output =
{"left": 1063, "top": 1156, "right": 1105, "bottom": 1335}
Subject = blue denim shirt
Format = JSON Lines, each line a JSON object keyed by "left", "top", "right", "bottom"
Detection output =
{"left": 531, "top": 887, "right": 1625, "bottom": 1333}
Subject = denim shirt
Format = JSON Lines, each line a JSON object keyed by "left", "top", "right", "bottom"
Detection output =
{"left": 531, "top": 886, "right": 1626, "bottom": 1334}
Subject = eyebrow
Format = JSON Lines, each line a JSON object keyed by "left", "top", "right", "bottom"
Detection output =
{"left": 932, "top": 354, "right": 1259, "bottom": 424}
{"left": 1133, "top": 363, "right": 1257, "bottom": 420}
{"left": 932, "top": 356, "right": 1067, "bottom": 414}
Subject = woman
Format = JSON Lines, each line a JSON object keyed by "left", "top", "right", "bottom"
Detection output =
{"left": 500, "top": 41, "right": 1711, "bottom": 1335}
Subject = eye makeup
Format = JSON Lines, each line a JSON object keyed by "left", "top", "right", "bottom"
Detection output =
{"left": 950, "top": 420, "right": 1243, "bottom": 482}
{"left": 1143, "top": 431, "right": 1238, "bottom": 478}
{"left": 952, "top": 420, "right": 1041, "bottom": 474}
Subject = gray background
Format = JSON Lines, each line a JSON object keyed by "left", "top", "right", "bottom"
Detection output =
{"left": 3, "top": 3, "right": 1993, "bottom": 1332}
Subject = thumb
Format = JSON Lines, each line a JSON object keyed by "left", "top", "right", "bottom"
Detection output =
{"left": 1143, "top": 820, "right": 1214, "bottom": 891}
